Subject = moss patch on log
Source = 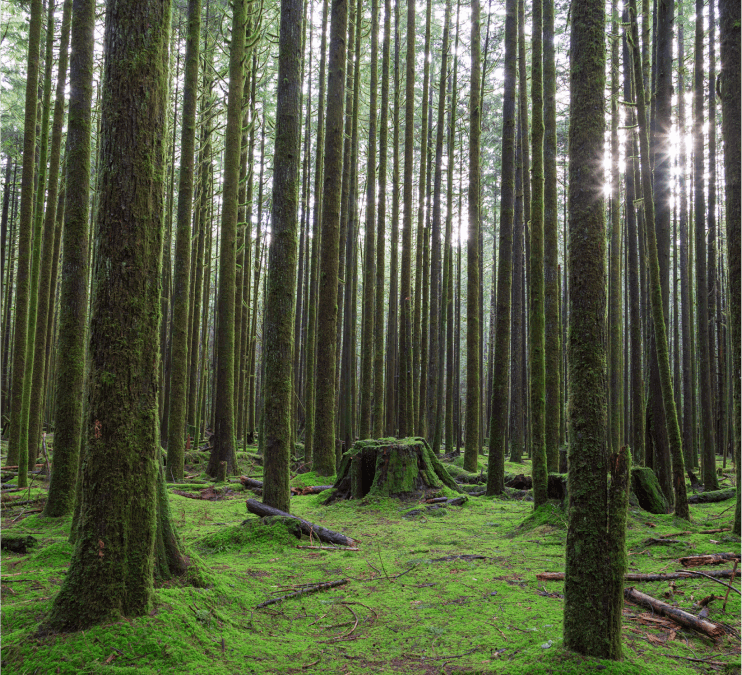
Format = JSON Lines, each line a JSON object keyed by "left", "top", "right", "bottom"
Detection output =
{"left": 631, "top": 467, "right": 670, "bottom": 514}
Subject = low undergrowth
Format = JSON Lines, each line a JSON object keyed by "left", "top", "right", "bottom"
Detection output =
{"left": 1, "top": 443, "right": 739, "bottom": 674}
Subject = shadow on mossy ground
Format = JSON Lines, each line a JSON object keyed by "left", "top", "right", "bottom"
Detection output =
{"left": 1, "top": 441, "right": 739, "bottom": 674}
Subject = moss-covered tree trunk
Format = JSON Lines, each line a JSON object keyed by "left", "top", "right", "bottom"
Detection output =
{"left": 693, "top": 0, "right": 719, "bottom": 491}
{"left": 167, "top": 0, "right": 201, "bottom": 481}
{"left": 359, "top": 0, "right": 379, "bottom": 439}
{"left": 464, "top": 0, "right": 481, "bottom": 472}
{"left": 542, "top": 0, "right": 559, "bottom": 473}
{"left": 719, "top": 0, "right": 740, "bottom": 534}
{"left": 208, "top": 0, "right": 246, "bottom": 478}
{"left": 707, "top": 1, "right": 718, "bottom": 450}
{"left": 628, "top": 0, "right": 689, "bottom": 520}
{"left": 5, "top": 0, "right": 42, "bottom": 482}
{"left": 563, "top": 0, "right": 628, "bottom": 656}
{"left": 263, "top": 0, "right": 302, "bottom": 514}
{"left": 487, "top": 0, "right": 516, "bottom": 495}
{"left": 47, "top": 0, "right": 173, "bottom": 628}
{"left": 427, "top": 0, "right": 451, "bottom": 453}
{"left": 529, "top": 0, "right": 547, "bottom": 506}
{"left": 373, "top": 0, "right": 391, "bottom": 439}
{"left": 621, "top": 23, "right": 644, "bottom": 468}
{"left": 28, "top": 0, "right": 72, "bottom": 469}
{"left": 44, "top": 0, "right": 94, "bottom": 517}
{"left": 313, "top": 0, "right": 347, "bottom": 475}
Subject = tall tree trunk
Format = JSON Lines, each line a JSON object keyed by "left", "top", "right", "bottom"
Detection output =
{"left": 6, "top": 0, "right": 42, "bottom": 482}
{"left": 48, "top": 0, "right": 198, "bottom": 629}
{"left": 464, "top": 0, "right": 481, "bottom": 471}
{"left": 398, "top": 0, "right": 415, "bottom": 437}
{"left": 313, "top": 0, "right": 348, "bottom": 474}
{"left": 167, "top": 0, "right": 202, "bottom": 481}
{"left": 563, "top": 0, "right": 626, "bottom": 656}
{"left": 693, "top": 0, "right": 719, "bottom": 490}
{"left": 707, "top": 0, "right": 718, "bottom": 455}
{"left": 530, "top": 0, "right": 547, "bottom": 506}
{"left": 487, "top": 0, "right": 516, "bottom": 495}
{"left": 719, "top": 0, "right": 740, "bottom": 534}
{"left": 359, "top": 0, "right": 379, "bottom": 438}
{"left": 263, "top": 0, "right": 302, "bottom": 512}
{"left": 44, "top": 0, "right": 93, "bottom": 516}
{"left": 542, "top": 0, "right": 559, "bottom": 473}
{"left": 628, "top": 0, "right": 690, "bottom": 519}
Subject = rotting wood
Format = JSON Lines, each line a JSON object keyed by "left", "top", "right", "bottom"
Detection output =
{"left": 254, "top": 578, "right": 349, "bottom": 609}
{"left": 537, "top": 569, "right": 739, "bottom": 582}
{"left": 679, "top": 552, "right": 740, "bottom": 567}
{"left": 297, "top": 545, "right": 359, "bottom": 551}
{"left": 723, "top": 560, "right": 738, "bottom": 611}
{"left": 246, "top": 498, "right": 356, "bottom": 546}
{"left": 687, "top": 488, "right": 736, "bottom": 503}
{"left": 623, "top": 586, "right": 725, "bottom": 638}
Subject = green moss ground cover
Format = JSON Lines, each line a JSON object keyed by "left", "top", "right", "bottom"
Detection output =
{"left": 1, "top": 441, "right": 739, "bottom": 674}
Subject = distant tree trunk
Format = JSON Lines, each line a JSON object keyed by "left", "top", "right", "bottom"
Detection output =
{"left": 622, "top": 20, "right": 644, "bottom": 467}
{"left": 303, "top": 0, "right": 329, "bottom": 462}
{"left": 628, "top": 0, "right": 690, "bottom": 519}
{"left": 384, "top": 0, "right": 401, "bottom": 437}
{"left": 487, "top": 0, "right": 516, "bottom": 495}
{"left": 168, "top": 0, "right": 202, "bottom": 481}
{"left": 6, "top": 0, "right": 42, "bottom": 481}
{"left": 427, "top": 0, "right": 451, "bottom": 451}
{"left": 313, "top": 0, "right": 348, "bottom": 474}
{"left": 694, "top": 0, "right": 719, "bottom": 491}
{"left": 44, "top": 0, "right": 93, "bottom": 517}
{"left": 48, "top": 0, "right": 199, "bottom": 629}
{"left": 719, "top": 0, "right": 740, "bottom": 534}
{"left": 542, "top": 0, "right": 559, "bottom": 473}
{"left": 263, "top": 0, "right": 302, "bottom": 513}
{"left": 397, "top": 0, "right": 415, "bottom": 437}
{"left": 530, "top": 0, "right": 547, "bottom": 507}
{"left": 563, "top": 0, "right": 628, "bottom": 656}
{"left": 608, "top": 0, "right": 622, "bottom": 461}
{"left": 464, "top": 0, "right": 481, "bottom": 471}
{"left": 28, "top": 0, "right": 72, "bottom": 469}
{"left": 359, "top": 0, "right": 379, "bottom": 439}
{"left": 373, "top": 0, "right": 391, "bottom": 439}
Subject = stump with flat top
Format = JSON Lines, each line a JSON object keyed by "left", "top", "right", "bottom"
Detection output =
{"left": 324, "top": 438, "right": 462, "bottom": 504}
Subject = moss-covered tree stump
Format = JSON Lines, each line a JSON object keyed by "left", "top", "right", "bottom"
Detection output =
{"left": 631, "top": 467, "right": 669, "bottom": 514}
{"left": 324, "top": 438, "right": 462, "bottom": 503}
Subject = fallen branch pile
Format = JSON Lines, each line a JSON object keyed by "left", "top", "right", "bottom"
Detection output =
{"left": 255, "top": 579, "right": 349, "bottom": 609}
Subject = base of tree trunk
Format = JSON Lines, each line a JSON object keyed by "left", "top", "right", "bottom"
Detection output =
{"left": 324, "top": 438, "right": 462, "bottom": 504}
{"left": 631, "top": 467, "right": 669, "bottom": 514}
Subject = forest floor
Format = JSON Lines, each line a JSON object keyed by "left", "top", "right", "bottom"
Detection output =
{"left": 1, "top": 442, "right": 740, "bottom": 675}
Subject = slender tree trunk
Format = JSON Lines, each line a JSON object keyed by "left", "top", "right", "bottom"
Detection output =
{"left": 510, "top": 115, "right": 524, "bottom": 465}
{"left": 44, "top": 0, "right": 93, "bottom": 516}
{"left": 693, "top": 0, "right": 719, "bottom": 490}
{"left": 167, "top": 0, "right": 202, "bottom": 481}
{"left": 487, "top": 0, "right": 516, "bottom": 495}
{"left": 628, "top": 0, "right": 690, "bottom": 519}
{"left": 313, "top": 0, "right": 348, "bottom": 474}
{"left": 263, "top": 0, "right": 302, "bottom": 512}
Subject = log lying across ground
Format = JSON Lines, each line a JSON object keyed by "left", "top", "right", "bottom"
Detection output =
{"left": 239, "top": 476, "right": 332, "bottom": 495}
{"left": 623, "top": 586, "right": 725, "bottom": 639}
{"left": 679, "top": 552, "right": 741, "bottom": 567}
{"left": 537, "top": 569, "right": 739, "bottom": 582}
{"left": 246, "top": 499, "right": 355, "bottom": 547}
{"left": 687, "top": 488, "right": 737, "bottom": 504}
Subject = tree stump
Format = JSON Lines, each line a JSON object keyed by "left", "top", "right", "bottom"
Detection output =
{"left": 324, "top": 438, "right": 462, "bottom": 503}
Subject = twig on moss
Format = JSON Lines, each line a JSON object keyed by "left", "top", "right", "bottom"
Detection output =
{"left": 255, "top": 579, "right": 349, "bottom": 609}
{"left": 678, "top": 569, "right": 741, "bottom": 596}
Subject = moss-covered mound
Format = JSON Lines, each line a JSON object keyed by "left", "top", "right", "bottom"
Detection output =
{"left": 631, "top": 467, "right": 669, "bottom": 514}
{"left": 324, "top": 437, "right": 462, "bottom": 503}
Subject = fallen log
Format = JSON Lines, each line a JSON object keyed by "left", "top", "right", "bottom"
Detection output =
{"left": 255, "top": 578, "right": 349, "bottom": 609}
{"left": 297, "top": 545, "right": 359, "bottom": 551}
{"left": 240, "top": 477, "right": 331, "bottom": 496}
{"left": 1, "top": 536, "right": 38, "bottom": 554}
{"left": 537, "top": 569, "right": 739, "bottom": 582}
{"left": 623, "top": 586, "right": 725, "bottom": 638}
{"left": 240, "top": 476, "right": 264, "bottom": 489}
{"left": 679, "top": 552, "right": 741, "bottom": 567}
{"left": 687, "top": 488, "right": 736, "bottom": 504}
{"left": 246, "top": 499, "right": 355, "bottom": 547}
